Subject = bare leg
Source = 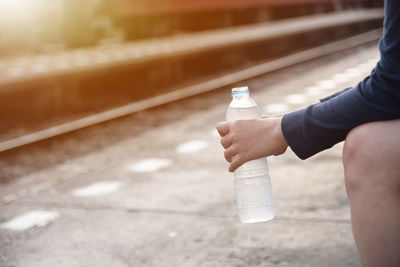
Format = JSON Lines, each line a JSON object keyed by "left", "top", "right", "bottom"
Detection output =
{"left": 343, "top": 119, "right": 400, "bottom": 267}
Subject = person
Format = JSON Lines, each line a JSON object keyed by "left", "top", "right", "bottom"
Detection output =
{"left": 216, "top": 0, "right": 400, "bottom": 266}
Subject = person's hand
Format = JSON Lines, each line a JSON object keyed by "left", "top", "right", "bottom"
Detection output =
{"left": 216, "top": 116, "right": 288, "bottom": 172}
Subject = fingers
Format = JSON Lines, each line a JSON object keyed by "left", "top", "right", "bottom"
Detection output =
{"left": 220, "top": 136, "right": 232, "bottom": 149}
{"left": 229, "top": 157, "right": 244, "bottom": 172}
{"left": 216, "top": 122, "right": 230, "bottom": 137}
{"left": 224, "top": 146, "right": 237, "bottom": 163}
{"left": 216, "top": 121, "right": 244, "bottom": 172}
{"left": 226, "top": 148, "right": 244, "bottom": 172}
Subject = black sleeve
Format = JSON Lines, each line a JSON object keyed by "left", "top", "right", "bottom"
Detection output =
{"left": 281, "top": 0, "right": 400, "bottom": 160}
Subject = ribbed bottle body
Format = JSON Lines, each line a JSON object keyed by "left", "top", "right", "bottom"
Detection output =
{"left": 226, "top": 87, "right": 274, "bottom": 223}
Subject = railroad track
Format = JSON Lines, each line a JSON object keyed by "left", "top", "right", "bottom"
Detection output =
{"left": 0, "top": 9, "right": 384, "bottom": 153}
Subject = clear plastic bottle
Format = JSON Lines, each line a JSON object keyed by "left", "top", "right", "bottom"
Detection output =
{"left": 226, "top": 86, "right": 274, "bottom": 223}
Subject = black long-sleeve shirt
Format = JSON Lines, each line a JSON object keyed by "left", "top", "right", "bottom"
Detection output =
{"left": 281, "top": 0, "right": 400, "bottom": 160}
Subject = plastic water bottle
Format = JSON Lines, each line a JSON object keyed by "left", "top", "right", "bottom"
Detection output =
{"left": 226, "top": 86, "right": 274, "bottom": 223}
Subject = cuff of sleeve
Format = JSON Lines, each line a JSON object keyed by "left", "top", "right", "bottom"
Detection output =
{"left": 281, "top": 109, "right": 328, "bottom": 160}
{"left": 319, "top": 87, "right": 351, "bottom": 102}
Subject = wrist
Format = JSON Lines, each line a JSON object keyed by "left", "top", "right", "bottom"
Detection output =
{"left": 276, "top": 116, "right": 288, "bottom": 148}
{"left": 265, "top": 116, "right": 288, "bottom": 155}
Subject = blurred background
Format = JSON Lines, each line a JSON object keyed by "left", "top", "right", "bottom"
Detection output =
{"left": 0, "top": 0, "right": 383, "bottom": 55}
{"left": 0, "top": 1, "right": 385, "bottom": 266}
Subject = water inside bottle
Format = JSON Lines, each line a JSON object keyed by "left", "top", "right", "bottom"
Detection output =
{"left": 234, "top": 158, "right": 274, "bottom": 223}
{"left": 235, "top": 174, "right": 274, "bottom": 223}
{"left": 226, "top": 88, "right": 274, "bottom": 223}
{"left": 226, "top": 107, "right": 261, "bottom": 121}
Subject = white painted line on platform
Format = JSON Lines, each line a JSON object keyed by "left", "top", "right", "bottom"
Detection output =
{"left": 332, "top": 73, "right": 352, "bottom": 83}
{"left": 1, "top": 210, "right": 60, "bottom": 231}
{"left": 264, "top": 103, "right": 289, "bottom": 114}
{"left": 356, "top": 63, "right": 368, "bottom": 70}
{"left": 285, "top": 94, "right": 306, "bottom": 104}
{"left": 127, "top": 158, "right": 173, "bottom": 173}
{"left": 176, "top": 140, "right": 208, "bottom": 153}
{"left": 316, "top": 79, "right": 336, "bottom": 90}
{"left": 305, "top": 86, "right": 324, "bottom": 96}
{"left": 345, "top": 68, "right": 360, "bottom": 78}
{"left": 72, "top": 181, "right": 121, "bottom": 197}
{"left": 168, "top": 231, "right": 178, "bottom": 238}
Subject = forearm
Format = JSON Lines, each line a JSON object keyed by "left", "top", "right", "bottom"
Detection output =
{"left": 281, "top": 0, "right": 400, "bottom": 160}
{"left": 282, "top": 75, "right": 400, "bottom": 159}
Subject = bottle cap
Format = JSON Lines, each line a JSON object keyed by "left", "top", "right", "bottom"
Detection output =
{"left": 232, "top": 86, "right": 250, "bottom": 96}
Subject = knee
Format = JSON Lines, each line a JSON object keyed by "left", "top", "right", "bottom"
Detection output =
{"left": 343, "top": 123, "right": 374, "bottom": 167}
{"left": 342, "top": 122, "right": 399, "bottom": 195}
{"left": 343, "top": 124, "right": 370, "bottom": 193}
